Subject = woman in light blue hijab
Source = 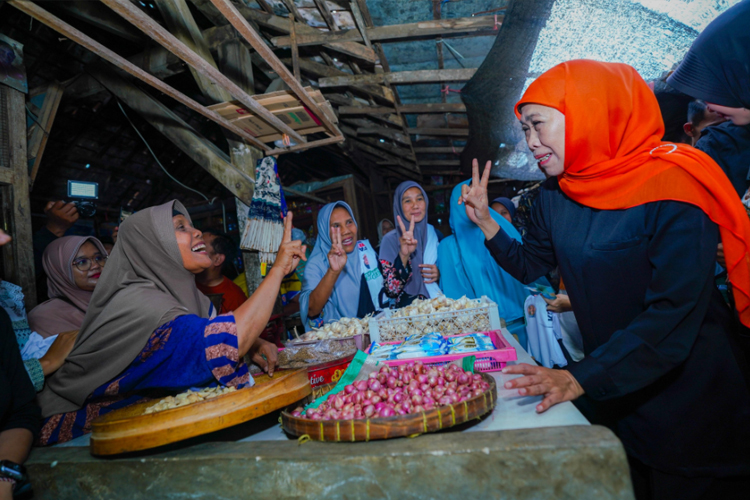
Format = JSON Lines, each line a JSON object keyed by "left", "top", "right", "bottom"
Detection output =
{"left": 299, "top": 202, "right": 388, "bottom": 330}
{"left": 439, "top": 181, "right": 531, "bottom": 341}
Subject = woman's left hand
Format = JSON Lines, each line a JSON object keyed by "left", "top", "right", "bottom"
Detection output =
{"left": 249, "top": 338, "right": 279, "bottom": 377}
{"left": 502, "top": 363, "right": 584, "bottom": 413}
{"left": 39, "top": 329, "right": 79, "bottom": 376}
{"left": 419, "top": 264, "right": 440, "bottom": 284}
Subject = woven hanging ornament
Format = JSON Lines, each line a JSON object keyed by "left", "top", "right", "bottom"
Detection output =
{"left": 241, "top": 156, "right": 288, "bottom": 263}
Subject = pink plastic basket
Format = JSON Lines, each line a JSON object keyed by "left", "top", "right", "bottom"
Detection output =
{"left": 365, "top": 330, "right": 517, "bottom": 373}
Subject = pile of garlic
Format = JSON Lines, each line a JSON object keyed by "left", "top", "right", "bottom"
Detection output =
{"left": 377, "top": 296, "right": 490, "bottom": 342}
{"left": 291, "top": 315, "right": 371, "bottom": 343}
{"left": 143, "top": 386, "right": 237, "bottom": 414}
{"left": 391, "top": 296, "right": 476, "bottom": 318}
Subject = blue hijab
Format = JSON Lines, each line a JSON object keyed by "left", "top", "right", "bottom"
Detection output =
{"left": 299, "top": 202, "right": 361, "bottom": 330}
{"left": 438, "top": 181, "right": 528, "bottom": 322}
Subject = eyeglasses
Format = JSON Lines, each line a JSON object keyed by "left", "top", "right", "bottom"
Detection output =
{"left": 73, "top": 255, "right": 107, "bottom": 271}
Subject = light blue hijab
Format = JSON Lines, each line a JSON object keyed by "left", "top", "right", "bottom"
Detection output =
{"left": 299, "top": 202, "right": 361, "bottom": 330}
{"left": 438, "top": 181, "right": 528, "bottom": 323}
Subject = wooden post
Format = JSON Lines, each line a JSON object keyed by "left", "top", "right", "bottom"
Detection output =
{"left": 0, "top": 85, "right": 37, "bottom": 309}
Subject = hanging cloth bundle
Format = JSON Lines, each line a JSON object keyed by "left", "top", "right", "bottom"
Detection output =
{"left": 241, "top": 156, "right": 288, "bottom": 264}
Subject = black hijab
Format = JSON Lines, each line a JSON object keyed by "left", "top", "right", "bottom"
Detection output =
{"left": 668, "top": 0, "right": 750, "bottom": 108}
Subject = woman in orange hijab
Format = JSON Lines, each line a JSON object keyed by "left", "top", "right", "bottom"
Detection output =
{"left": 461, "top": 60, "right": 750, "bottom": 499}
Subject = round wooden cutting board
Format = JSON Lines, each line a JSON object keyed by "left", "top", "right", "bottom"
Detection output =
{"left": 90, "top": 369, "right": 310, "bottom": 456}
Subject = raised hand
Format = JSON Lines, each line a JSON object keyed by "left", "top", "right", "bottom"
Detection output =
{"left": 458, "top": 158, "right": 493, "bottom": 226}
{"left": 44, "top": 200, "right": 79, "bottom": 237}
{"left": 397, "top": 215, "right": 418, "bottom": 265}
{"left": 327, "top": 226, "right": 348, "bottom": 273}
{"left": 274, "top": 212, "right": 307, "bottom": 276}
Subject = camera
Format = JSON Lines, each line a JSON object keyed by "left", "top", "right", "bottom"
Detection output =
{"left": 67, "top": 180, "right": 98, "bottom": 218}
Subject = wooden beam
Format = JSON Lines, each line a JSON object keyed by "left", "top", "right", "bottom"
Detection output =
{"left": 288, "top": 59, "right": 393, "bottom": 103}
{"left": 55, "top": 1, "right": 147, "bottom": 43}
{"left": 419, "top": 169, "right": 462, "bottom": 176}
{"left": 408, "top": 128, "right": 469, "bottom": 136}
{"left": 339, "top": 106, "right": 397, "bottom": 115}
{"left": 313, "top": 0, "right": 338, "bottom": 31}
{"left": 421, "top": 178, "right": 511, "bottom": 192}
{"left": 289, "top": 16, "right": 301, "bottom": 83}
{"left": 320, "top": 68, "right": 476, "bottom": 87}
{"left": 272, "top": 15, "right": 501, "bottom": 47}
{"left": 266, "top": 135, "right": 345, "bottom": 156}
{"left": 353, "top": 0, "right": 417, "bottom": 173}
{"left": 350, "top": 139, "right": 418, "bottom": 173}
{"left": 357, "top": 137, "right": 415, "bottom": 161}
{"left": 418, "top": 160, "right": 461, "bottom": 166}
{"left": 27, "top": 82, "right": 65, "bottom": 188}
{"left": 7, "top": 0, "right": 270, "bottom": 151}
{"left": 207, "top": 0, "right": 340, "bottom": 138}
{"left": 356, "top": 126, "right": 411, "bottom": 146}
{"left": 190, "top": 0, "right": 377, "bottom": 63}
{"left": 413, "top": 147, "right": 464, "bottom": 153}
{"left": 155, "top": 0, "right": 233, "bottom": 103}
{"left": 399, "top": 103, "right": 466, "bottom": 113}
{"left": 216, "top": 39, "right": 254, "bottom": 101}
{"left": 90, "top": 66, "right": 255, "bottom": 204}
{"left": 283, "top": 186, "right": 327, "bottom": 204}
{"left": 102, "top": 0, "right": 306, "bottom": 144}
{"left": 254, "top": 0, "right": 275, "bottom": 15}
{"left": 279, "top": 0, "right": 303, "bottom": 21}
{"left": 349, "top": 1, "right": 373, "bottom": 50}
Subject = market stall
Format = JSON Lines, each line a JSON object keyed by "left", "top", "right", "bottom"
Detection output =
{"left": 26, "top": 326, "right": 632, "bottom": 500}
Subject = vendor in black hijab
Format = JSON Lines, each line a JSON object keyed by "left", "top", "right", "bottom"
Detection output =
{"left": 668, "top": 0, "right": 750, "bottom": 127}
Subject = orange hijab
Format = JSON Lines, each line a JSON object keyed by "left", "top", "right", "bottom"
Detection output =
{"left": 515, "top": 60, "right": 750, "bottom": 327}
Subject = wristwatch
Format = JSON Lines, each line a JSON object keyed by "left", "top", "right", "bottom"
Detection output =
{"left": 0, "top": 461, "right": 30, "bottom": 496}
{"left": 0, "top": 461, "right": 25, "bottom": 483}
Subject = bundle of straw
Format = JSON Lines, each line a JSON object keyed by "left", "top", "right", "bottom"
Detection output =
{"left": 240, "top": 157, "right": 287, "bottom": 264}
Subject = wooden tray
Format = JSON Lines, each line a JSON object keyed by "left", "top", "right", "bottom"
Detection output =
{"left": 281, "top": 372, "right": 496, "bottom": 442}
{"left": 90, "top": 369, "right": 311, "bottom": 456}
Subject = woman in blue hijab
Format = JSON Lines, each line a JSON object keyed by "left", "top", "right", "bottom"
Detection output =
{"left": 299, "top": 202, "right": 389, "bottom": 330}
{"left": 439, "top": 181, "right": 530, "bottom": 340}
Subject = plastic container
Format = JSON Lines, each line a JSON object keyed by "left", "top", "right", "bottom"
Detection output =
{"left": 365, "top": 330, "right": 516, "bottom": 373}
{"left": 286, "top": 333, "right": 369, "bottom": 351}
{"left": 305, "top": 353, "right": 356, "bottom": 387}
{"left": 368, "top": 296, "right": 502, "bottom": 343}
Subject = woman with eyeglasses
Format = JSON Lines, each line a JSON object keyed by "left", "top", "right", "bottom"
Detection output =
{"left": 25, "top": 237, "right": 108, "bottom": 390}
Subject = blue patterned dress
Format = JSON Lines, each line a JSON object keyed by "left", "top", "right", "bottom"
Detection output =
{"left": 38, "top": 314, "right": 249, "bottom": 445}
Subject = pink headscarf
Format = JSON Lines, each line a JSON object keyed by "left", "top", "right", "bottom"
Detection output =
{"left": 28, "top": 236, "right": 107, "bottom": 338}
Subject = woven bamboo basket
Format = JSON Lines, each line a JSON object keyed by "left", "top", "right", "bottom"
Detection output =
{"left": 280, "top": 372, "right": 496, "bottom": 442}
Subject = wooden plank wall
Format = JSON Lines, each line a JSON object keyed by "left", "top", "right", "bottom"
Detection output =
{"left": 0, "top": 84, "right": 37, "bottom": 309}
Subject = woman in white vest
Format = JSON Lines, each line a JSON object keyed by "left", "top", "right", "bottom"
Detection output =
{"left": 300, "top": 202, "right": 389, "bottom": 330}
{"left": 379, "top": 182, "right": 442, "bottom": 307}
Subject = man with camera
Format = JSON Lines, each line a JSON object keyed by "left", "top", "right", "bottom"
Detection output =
{"left": 33, "top": 201, "right": 79, "bottom": 303}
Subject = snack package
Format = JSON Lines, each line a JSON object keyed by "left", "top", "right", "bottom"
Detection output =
{"left": 447, "top": 333, "right": 495, "bottom": 354}
{"left": 369, "top": 332, "right": 449, "bottom": 360}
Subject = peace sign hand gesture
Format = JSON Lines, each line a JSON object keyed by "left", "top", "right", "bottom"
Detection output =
{"left": 327, "top": 227, "right": 348, "bottom": 273}
{"left": 397, "top": 215, "right": 418, "bottom": 265}
{"left": 274, "top": 212, "right": 307, "bottom": 276}
{"left": 458, "top": 159, "right": 500, "bottom": 240}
